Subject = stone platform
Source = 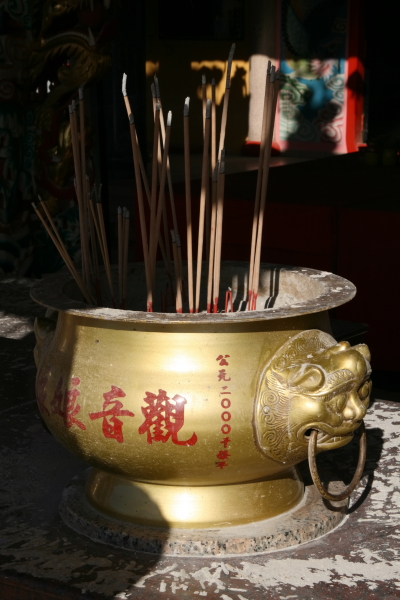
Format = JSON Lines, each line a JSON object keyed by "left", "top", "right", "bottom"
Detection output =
{"left": 60, "top": 471, "right": 347, "bottom": 557}
{"left": 0, "top": 278, "right": 399, "bottom": 598}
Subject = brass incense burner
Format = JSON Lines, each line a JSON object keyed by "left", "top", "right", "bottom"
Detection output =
{"left": 32, "top": 263, "right": 371, "bottom": 529}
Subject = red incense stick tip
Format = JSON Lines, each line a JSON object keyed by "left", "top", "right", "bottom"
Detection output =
{"left": 177, "top": 308, "right": 183, "bottom": 314}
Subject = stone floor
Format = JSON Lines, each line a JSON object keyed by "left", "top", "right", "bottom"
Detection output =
{"left": 0, "top": 277, "right": 399, "bottom": 599}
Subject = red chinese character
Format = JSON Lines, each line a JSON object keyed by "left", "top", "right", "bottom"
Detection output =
{"left": 217, "top": 369, "right": 231, "bottom": 382}
{"left": 89, "top": 385, "right": 134, "bottom": 443}
{"left": 217, "top": 450, "right": 230, "bottom": 460}
{"left": 50, "top": 376, "right": 86, "bottom": 430}
{"left": 220, "top": 437, "right": 231, "bottom": 448}
{"left": 50, "top": 377, "right": 64, "bottom": 418}
{"left": 216, "top": 461, "right": 229, "bottom": 469}
{"left": 139, "top": 389, "right": 198, "bottom": 446}
{"left": 36, "top": 366, "right": 50, "bottom": 416}
{"left": 216, "top": 354, "right": 230, "bottom": 366}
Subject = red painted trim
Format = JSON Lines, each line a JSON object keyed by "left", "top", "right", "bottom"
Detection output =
{"left": 346, "top": 0, "right": 366, "bottom": 153}
{"left": 243, "top": 140, "right": 281, "bottom": 156}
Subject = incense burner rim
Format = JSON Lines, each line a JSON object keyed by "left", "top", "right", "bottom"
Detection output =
{"left": 30, "top": 262, "right": 356, "bottom": 324}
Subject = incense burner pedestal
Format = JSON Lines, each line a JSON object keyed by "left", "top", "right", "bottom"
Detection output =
{"left": 32, "top": 263, "right": 371, "bottom": 553}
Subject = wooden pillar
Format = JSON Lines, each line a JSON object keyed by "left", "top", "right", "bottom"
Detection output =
{"left": 247, "top": 0, "right": 279, "bottom": 143}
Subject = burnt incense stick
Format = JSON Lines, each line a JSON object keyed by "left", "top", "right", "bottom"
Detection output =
{"left": 151, "top": 110, "right": 172, "bottom": 296}
{"left": 69, "top": 104, "right": 86, "bottom": 280}
{"left": 154, "top": 75, "right": 182, "bottom": 278}
{"left": 78, "top": 87, "right": 86, "bottom": 200}
{"left": 148, "top": 103, "right": 161, "bottom": 294}
{"left": 218, "top": 43, "right": 235, "bottom": 161}
{"left": 38, "top": 195, "right": 64, "bottom": 249}
{"left": 202, "top": 73, "right": 207, "bottom": 135}
{"left": 251, "top": 67, "right": 280, "bottom": 310}
{"left": 213, "top": 157, "right": 226, "bottom": 313}
{"left": 88, "top": 195, "right": 101, "bottom": 305}
{"left": 211, "top": 78, "right": 217, "bottom": 173}
{"left": 32, "top": 202, "right": 95, "bottom": 305}
{"left": 171, "top": 229, "right": 183, "bottom": 313}
{"left": 206, "top": 162, "right": 219, "bottom": 313}
{"left": 128, "top": 113, "right": 152, "bottom": 311}
{"left": 152, "top": 80, "right": 172, "bottom": 271}
{"left": 95, "top": 186, "right": 116, "bottom": 308}
{"left": 175, "top": 232, "right": 184, "bottom": 305}
{"left": 248, "top": 61, "right": 272, "bottom": 310}
{"left": 122, "top": 73, "right": 152, "bottom": 203}
{"left": 88, "top": 192, "right": 111, "bottom": 303}
{"left": 183, "top": 97, "right": 194, "bottom": 313}
{"left": 124, "top": 74, "right": 173, "bottom": 298}
{"left": 195, "top": 98, "right": 211, "bottom": 313}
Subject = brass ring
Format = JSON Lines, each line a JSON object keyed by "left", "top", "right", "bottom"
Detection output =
{"left": 308, "top": 421, "right": 367, "bottom": 502}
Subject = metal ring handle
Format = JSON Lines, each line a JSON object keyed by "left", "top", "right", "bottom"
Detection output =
{"left": 308, "top": 421, "right": 367, "bottom": 502}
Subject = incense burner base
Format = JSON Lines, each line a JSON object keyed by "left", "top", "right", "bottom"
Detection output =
{"left": 60, "top": 470, "right": 347, "bottom": 557}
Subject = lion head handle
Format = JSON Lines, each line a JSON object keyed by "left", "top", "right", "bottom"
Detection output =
{"left": 254, "top": 330, "right": 371, "bottom": 464}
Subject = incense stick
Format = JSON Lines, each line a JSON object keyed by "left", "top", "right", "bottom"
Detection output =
{"left": 148, "top": 103, "right": 161, "bottom": 292}
{"left": 78, "top": 87, "right": 86, "bottom": 199}
{"left": 248, "top": 61, "right": 271, "bottom": 310}
{"left": 32, "top": 202, "right": 95, "bottom": 305}
{"left": 251, "top": 67, "right": 280, "bottom": 310}
{"left": 183, "top": 97, "right": 194, "bottom": 313}
{"left": 95, "top": 185, "right": 116, "bottom": 308}
{"left": 154, "top": 75, "right": 183, "bottom": 290}
{"left": 213, "top": 157, "right": 226, "bottom": 313}
{"left": 218, "top": 43, "right": 235, "bottom": 161}
{"left": 69, "top": 103, "right": 87, "bottom": 282}
{"left": 206, "top": 162, "right": 219, "bottom": 313}
{"left": 88, "top": 192, "right": 111, "bottom": 303}
{"left": 211, "top": 78, "right": 217, "bottom": 173}
{"left": 151, "top": 81, "right": 172, "bottom": 270}
{"left": 123, "top": 75, "right": 169, "bottom": 298}
{"left": 202, "top": 73, "right": 207, "bottom": 135}
{"left": 151, "top": 109, "right": 172, "bottom": 299}
{"left": 171, "top": 229, "right": 183, "bottom": 313}
{"left": 195, "top": 99, "right": 211, "bottom": 312}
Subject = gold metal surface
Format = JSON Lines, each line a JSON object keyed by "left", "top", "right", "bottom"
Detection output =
{"left": 308, "top": 421, "right": 367, "bottom": 502}
{"left": 255, "top": 331, "right": 372, "bottom": 464}
{"left": 32, "top": 265, "right": 371, "bottom": 528}
{"left": 87, "top": 467, "right": 304, "bottom": 528}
